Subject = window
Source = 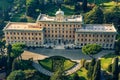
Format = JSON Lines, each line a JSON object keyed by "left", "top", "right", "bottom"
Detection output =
{"left": 11, "top": 37, "right": 13, "bottom": 39}
{"left": 21, "top": 37, "right": 23, "bottom": 39}
{"left": 96, "top": 39, "right": 98, "bottom": 41}
{"left": 112, "top": 35, "right": 114, "bottom": 37}
{"left": 28, "top": 33, "right": 30, "bottom": 35}
{"left": 82, "top": 34, "right": 84, "bottom": 37}
{"left": 17, "top": 33, "right": 19, "bottom": 35}
{"left": 111, "top": 39, "right": 113, "bottom": 42}
{"left": 110, "top": 44, "right": 112, "bottom": 47}
{"left": 24, "top": 33, "right": 26, "bottom": 35}
{"left": 89, "top": 39, "right": 91, "bottom": 41}
{"left": 7, "top": 37, "right": 9, "bottom": 39}
{"left": 14, "top": 32, "right": 16, "bottom": 35}
{"left": 89, "top": 34, "right": 91, "bottom": 37}
{"left": 35, "top": 33, "right": 37, "bottom": 35}
{"left": 36, "top": 38, "right": 38, "bottom": 40}
{"left": 21, "top": 33, "right": 23, "bottom": 35}
{"left": 81, "top": 39, "right": 83, "bottom": 41}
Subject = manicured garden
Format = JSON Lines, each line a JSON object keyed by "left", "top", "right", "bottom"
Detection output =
{"left": 101, "top": 53, "right": 120, "bottom": 71}
{"left": 38, "top": 56, "right": 76, "bottom": 72}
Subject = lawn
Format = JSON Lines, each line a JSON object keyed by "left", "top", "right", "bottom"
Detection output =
{"left": 101, "top": 53, "right": 120, "bottom": 71}
{"left": 38, "top": 56, "right": 76, "bottom": 72}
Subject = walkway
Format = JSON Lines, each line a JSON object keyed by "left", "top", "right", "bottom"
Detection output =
{"left": 32, "top": 60, "right": 53, "bottom": 76}
{"left": 65, "top": 62, "right": 81, "bottom": 75}
{"left": 22, "top": 48, "right": 114, "bottom": 62}
{"left": 32, "top": 60, "right": 81, "bottom": 76}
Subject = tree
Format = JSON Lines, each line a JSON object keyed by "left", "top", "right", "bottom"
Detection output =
{"left": 87, "top": 58, "right": 96, "bottom": 79}
{"left": 92, "top": 59, "right": 101, "bottom": 80}
{"left": 112, "top": 57, "right": 119, "bottom": 80}
{"left": 50, "top": 56, "right": 65, "bottom": 80}
{"left": 84, "top": 6, "right": 104, "bottom": 24}
{"left": 104, "top": 5, "right": 120, "bottom": 31}
{"left": 73, "top": 73, "right": 80, "bottom": 80}
{"left": 82, "top": 0, "right": 87, "bottom": 12}
{"left": 6, "top": 44, "right": 12, "bottom": 74}
{"left": 0, "top": 40, "right": 5, "bottom": 56}
{"left": 7, "top": 70, "right": 25, "bottom": 80}
{"left": 115, "top": 38, "right": 120, "bottom": 55}
{"left": 74, "top": 3, "right": 82, "bottom": 14}
{"left": 82, "top": 44, "right": 102, "bottom": 58}
{"left": 11, "top": 43, "right": 25, "bottom": 60}
{"left": 26, "top": 0, "right": 40, "bottom": 18}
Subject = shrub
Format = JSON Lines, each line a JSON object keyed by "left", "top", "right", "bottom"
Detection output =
{"left": 7, "top": 70, "right": 25, "bottom": 80}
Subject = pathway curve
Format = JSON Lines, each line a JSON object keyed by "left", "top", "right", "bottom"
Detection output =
{"left": 32, "top": 60, "right": 53, "bottom": 76}
{"left": 65, "top": 62, "right": 81, "bottom": 75}
{"left": 32, "top": 60, "right": 81, "bottom": 76}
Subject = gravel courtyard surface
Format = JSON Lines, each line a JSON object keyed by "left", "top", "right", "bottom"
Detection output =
{"left": 22, "top": 48, "right": 114, "bottom": 62}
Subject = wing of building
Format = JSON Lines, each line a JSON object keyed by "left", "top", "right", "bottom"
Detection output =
{"left": 3, "top": 9, "right": 117, "bottom": 49}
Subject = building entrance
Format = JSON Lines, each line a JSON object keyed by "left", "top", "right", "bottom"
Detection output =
{"left": 57, "top": 38, "right": 62, "bottom": 45}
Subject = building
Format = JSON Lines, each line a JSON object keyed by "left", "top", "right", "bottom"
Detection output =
{"left": 3, "top": 9, "right": 117, "bottom": 49}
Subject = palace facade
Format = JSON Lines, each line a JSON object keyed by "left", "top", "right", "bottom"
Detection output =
{"left": 3, "top": 9, "right": 117, "bottom": 49}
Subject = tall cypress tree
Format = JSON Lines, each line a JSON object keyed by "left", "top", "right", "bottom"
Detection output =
{"left": 92, "top": 60, "right": 101, "bottom": 80}
{"left": 87, "top": 58, "right": 96, "bottom": 79}
{"left": 112, "top": 57, "right": 119, "bottom": 80}
{"left": 82, "top": 0, "right": 87, "bottom": 12}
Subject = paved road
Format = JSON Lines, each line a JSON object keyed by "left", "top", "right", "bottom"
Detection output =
{"left": 22, "top": 48, "right": 114, "bottom": 62}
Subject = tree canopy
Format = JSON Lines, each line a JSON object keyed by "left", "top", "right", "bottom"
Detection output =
{"left": 82, "top": 44, "right": 102, "bottom": 55}
{"left": 84, "top": 6, "right": 104, "bottom": 24}
{"left": 7, "top": 70, "right": 25, "bottom": 80}
{"left": 11, "top": 43, "right": 25, "bottom": 59}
